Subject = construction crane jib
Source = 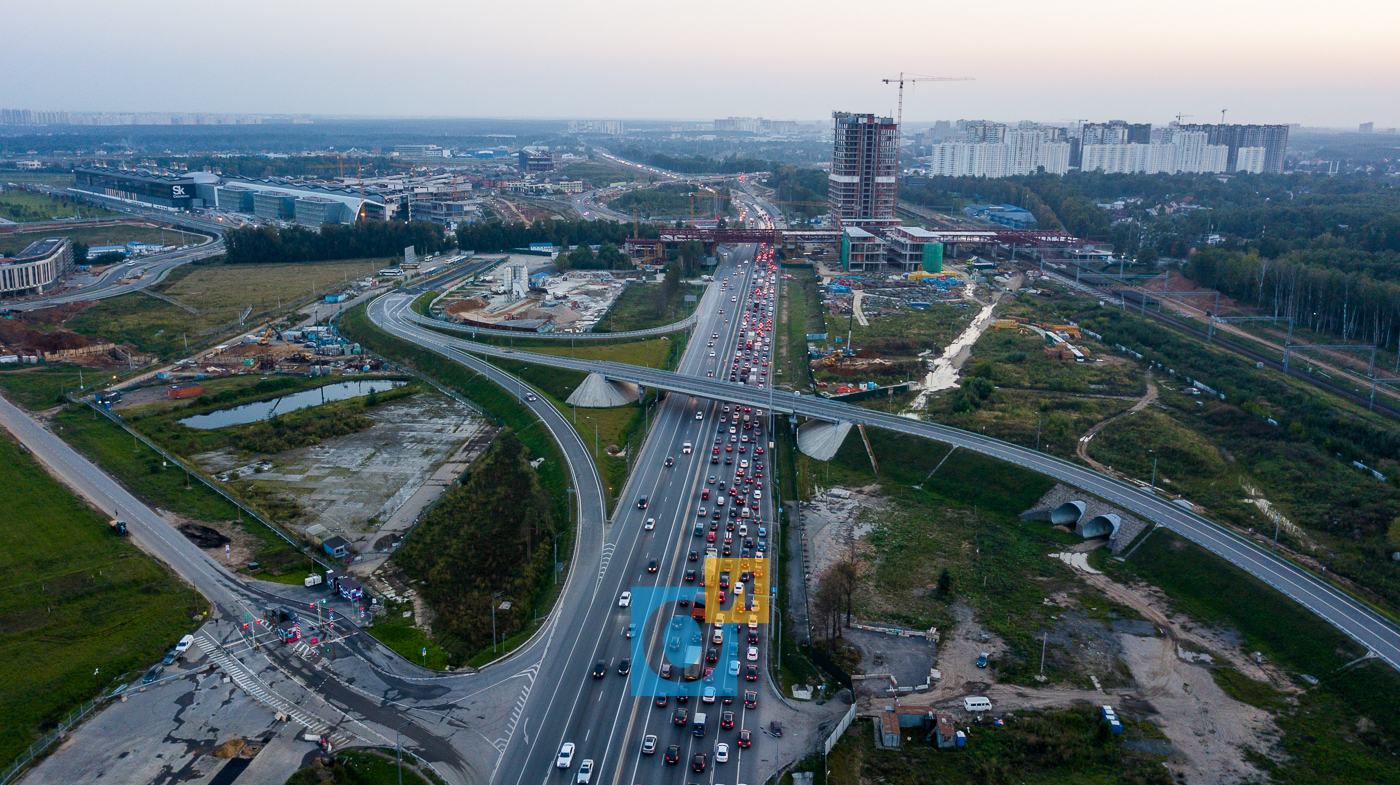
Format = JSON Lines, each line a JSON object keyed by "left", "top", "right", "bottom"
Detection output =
{"left": 879, "top": 72, "right": 968, "bottom": 149}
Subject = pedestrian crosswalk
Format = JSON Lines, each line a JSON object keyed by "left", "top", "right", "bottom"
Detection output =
{"left": 196, "top": 636, "right": 354, "bottom": 750}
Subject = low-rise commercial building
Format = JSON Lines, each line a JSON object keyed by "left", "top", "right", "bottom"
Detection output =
{"left": 0, "top": 237, "right": 73, "bottom": 297}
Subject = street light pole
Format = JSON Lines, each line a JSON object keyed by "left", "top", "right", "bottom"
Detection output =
{"left": 396, "top": 720, "right": 410, "bottom": 785}
{"left": 1149, "top": 452, "right": 1158, "bottom": 493}
{"left": 492, "top": 590, "right": 505, "bottom": 652}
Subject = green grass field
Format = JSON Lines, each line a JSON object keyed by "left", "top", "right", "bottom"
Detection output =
{"left": 0, "top": 433, "right": 205, "bottom": 771}
{"left": 0, "top": 366, "right": 91, "bottom": 409}
{"left": 555, "top": 160, "right": 642, "bottom": 185}
{"left": 363, "top": 603, "right": 454, "bottom": 670}
{"left": 0, "top": 191, "right": 121, "bottom": 223}
{"left": 55, "top": 258, "right": 389, "bottom": 358}
{"left": 594, "top": 281, "right": 702, "bottom": 333}
{"left": 0, "top": 172, "right": 76, "bottom": 187}
{"left": 0, "top": 225, "right": 201, "bottom": 257}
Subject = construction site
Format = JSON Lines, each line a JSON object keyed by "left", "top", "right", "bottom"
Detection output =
{"left": 430, "top": 261, "right": 637, "bottom": 333}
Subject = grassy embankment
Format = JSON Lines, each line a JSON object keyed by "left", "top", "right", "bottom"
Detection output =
{"left": 0, "top": 433, "right": 205, "bottom": 771}
{"left": 0, "top": 190, "right": 121, "bottom": 222}
{"left": 284, "top": 748, "right": 434, "bottom": 785}
{"left": 338, "top": 303, "right": 573, "bottom": 666}
{"left": 414, "top": 302, "right": 687, "bottom": 511}
{"left": 593, "top": 281, "right": 704, "bottom": 333}
{"left": 54, "top": 258, "right": 391, "bottom": 359}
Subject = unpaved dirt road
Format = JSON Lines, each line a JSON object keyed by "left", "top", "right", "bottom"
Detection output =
{"left": 886, "top": 556, "right": 1285, "bottom": 784}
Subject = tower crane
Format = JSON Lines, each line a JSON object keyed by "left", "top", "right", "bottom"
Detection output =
{"left": 881, "top": 74, "right": 973, "bottom": 170}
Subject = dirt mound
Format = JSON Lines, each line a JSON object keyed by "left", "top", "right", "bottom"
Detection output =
{"left": 178, "top": 523, "right": 231, "bottom": 549}
{"left": 0, "top": 319, "right": 95, "bottom": 354}
{"left": 211, "top": 738, "right": 246, "bottom": 759}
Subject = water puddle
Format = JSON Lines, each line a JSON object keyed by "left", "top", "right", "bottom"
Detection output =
{"left": 178, "top": 380, "right": 405, "bottom": 430}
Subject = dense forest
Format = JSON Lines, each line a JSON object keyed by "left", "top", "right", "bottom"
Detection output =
{"left": 392, "top": 433, "right": 558, "bottom": 658}
{"left": 455, "top": 218, "right": 657, "bottom": 254}
{"left": 223, "top": 220, "right": 447, "bottom": 264}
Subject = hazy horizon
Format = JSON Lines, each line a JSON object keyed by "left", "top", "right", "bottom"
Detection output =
{"left": 4, "top": 0, "right": 1397, "bottom": 127}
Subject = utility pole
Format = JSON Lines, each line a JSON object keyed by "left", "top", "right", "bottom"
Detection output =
{"left": 1149, "top": 451, "right": 1159, "bottom": 493}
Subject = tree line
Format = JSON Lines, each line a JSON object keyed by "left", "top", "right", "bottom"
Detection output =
{"left": 1186, "top": 248, "right": 1400, "bottom": 355}
{"left": 455, "top": 218, "right": 657, "bottom": 254}
{"left": 618, "top": 148, "right": 775, "bottom": 175}
{"left": 223, "top": 221, "right": 447, "bottom": 265}
{"left": 392, "top": 433, "right": 559, "bottom": 660}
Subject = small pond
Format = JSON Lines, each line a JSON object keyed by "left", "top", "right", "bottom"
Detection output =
{"left": 178, "top": 380, "right": 406, "bottom": 430}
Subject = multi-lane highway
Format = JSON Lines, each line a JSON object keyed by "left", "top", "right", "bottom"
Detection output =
{"left": 371, "top": 283, "right": 1400, "bottom": 675}
{"left": 472, "top": 244, "right": 788, "bottom": 785}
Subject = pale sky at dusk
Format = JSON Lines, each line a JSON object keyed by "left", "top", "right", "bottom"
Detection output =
{"left": 3, "top": 0, "right": 1397, "bottom": 127}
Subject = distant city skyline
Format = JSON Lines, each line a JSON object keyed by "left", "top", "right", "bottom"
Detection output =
{"left": 2, "top": 0, "right": 1396, "bottom": 126}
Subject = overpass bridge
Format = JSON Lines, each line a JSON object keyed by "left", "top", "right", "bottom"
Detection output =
{"left": 370, "top": 289, "right": 1400, "bottom": 673}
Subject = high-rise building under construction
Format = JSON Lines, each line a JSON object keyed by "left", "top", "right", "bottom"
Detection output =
{"left": 828, "top": 112, "right": 900, "bottom": 231}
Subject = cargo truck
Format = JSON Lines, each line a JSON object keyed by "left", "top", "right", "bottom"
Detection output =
{"left": 683, "top": 645, "right": 705, "bottom": 681}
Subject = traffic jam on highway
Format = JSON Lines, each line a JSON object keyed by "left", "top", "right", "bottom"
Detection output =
{"left": 555, "top": 245, "right": 783, "bottom": 782}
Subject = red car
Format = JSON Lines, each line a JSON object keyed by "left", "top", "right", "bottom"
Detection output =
{"left": 706, "top": 531, "right": 716, "bottom": 542}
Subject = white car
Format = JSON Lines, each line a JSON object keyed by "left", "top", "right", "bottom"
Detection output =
{"left": 739, "top": 460, "right": 749, "bottom": 469}
{"left": 715, "top": 743, "right": 729, "bottom": 763}
{"left": 556, "top": 742, "right": 575, "bottom": 768}
{"left": 753, "top": 490, "right": 762, "bottom": 501}
{"left": 728, "top": 659, "right": 741, "bottom": 676}
{"left": 733, "top": 582, "right": 744, "bottom": 595}
{"left": 576, "top": 758, "right": 594, "bottom": 784}
{"left": 747, "top": 646, "right": 759, "bottom": 661}
{"left": 644, "top": 517, "right": 655, "bottom": 530}
{"left": 748, "top": 614, "right": 759, "bottom": 630}
{"left": 695, "top": 411, "right": 704, "bottom": 420}
{"left": 618, "top": 592, "right": 631, "bottom": 608}
{"left": 697, "top": 506, "right": 707, "bottom": 517}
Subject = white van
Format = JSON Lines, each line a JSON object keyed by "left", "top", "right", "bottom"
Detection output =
{"left": 174, "top": 634, "right": 195, "bottom": 654}
{"left": 963, "top": 696, "right": 992, "bottom": 713}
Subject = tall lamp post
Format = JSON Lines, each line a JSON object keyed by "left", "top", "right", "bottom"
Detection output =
{"left": 1148, "top": 449, "right": 1159, "bottom": 494}
{"left": 396, "top": 719, "right": 410, "bottom": 785}
{"left": 491, "top": 590, "right": 505, "bottom": 652}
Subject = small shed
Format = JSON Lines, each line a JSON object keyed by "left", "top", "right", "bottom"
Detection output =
{"left": 322, "top": 536, "right": 351, "bottom": 559}
{"left": 334, "top": 576, "right": 363, "bottom": 602}
{"left": 275, "top": 620, "right": 301, "bottom": 643}
{"left": 934, "top": 713, "right": 957, "bottom": 748}
{"left": 877, "top": 707, "right": 901, "bottom": 748}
